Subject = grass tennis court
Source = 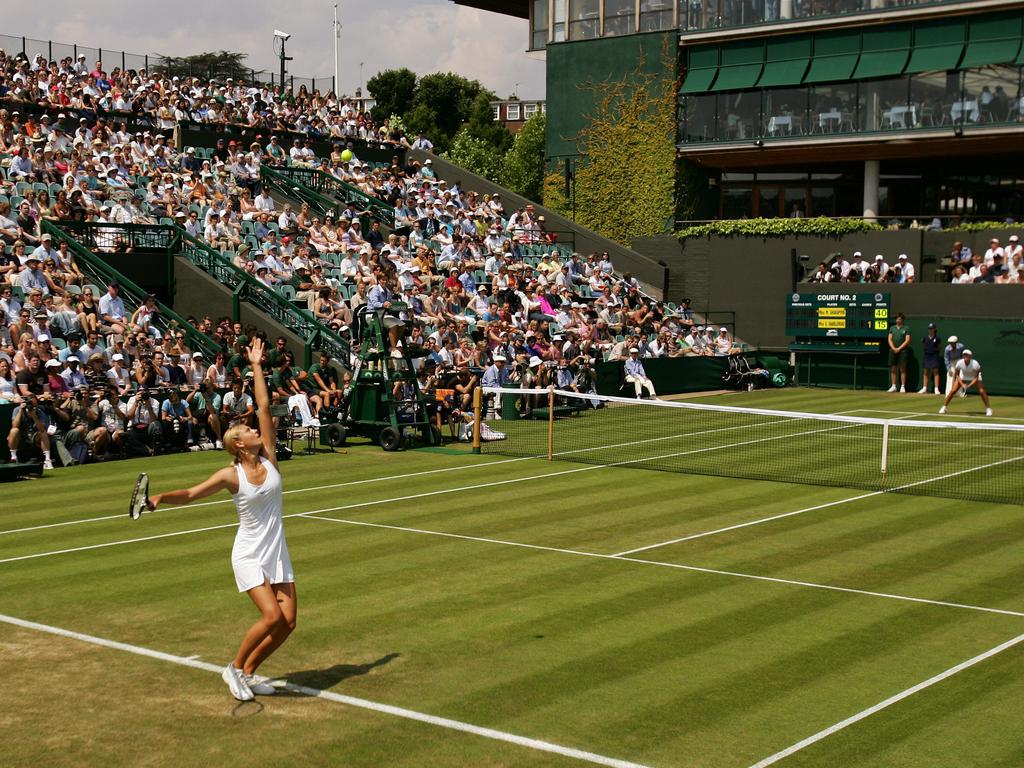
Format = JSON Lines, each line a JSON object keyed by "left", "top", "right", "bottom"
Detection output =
{"left": 4, "top": 387, "right": 1024, "bottom": 768}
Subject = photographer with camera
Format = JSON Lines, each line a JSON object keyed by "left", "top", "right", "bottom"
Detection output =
{"left": 126, "top": 385, "right": 162, "bottom": 456}
{"left": 222, "top": 379, "right": 256, "bottom": 429}
{"left": 187, "top": 379, "right": 224, "bottom": 449}
{"left": 94, "top": 383, "right": 128, "bottom": 457}
{"left": 160, "top": 387, "right": 194, "bottom": 450}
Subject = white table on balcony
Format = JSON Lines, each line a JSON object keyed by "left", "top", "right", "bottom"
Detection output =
{"left": 950, "top": 100, "right": 980, "bottom": 123}
{"left": 885, "top": 105, "right": 917, "bottom": 129}
{"left": 767, "top": 115, "right": 793, "bottom": 135}
{"left": 818, "top": 110, "right": 842, "bottom": 132}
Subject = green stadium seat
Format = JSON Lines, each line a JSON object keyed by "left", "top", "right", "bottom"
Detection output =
{"left": 11, "top": 286, "right": 24, "bottom": 300}
{"left": 64, "top": 285, "right": 81, "bottom": 295}
{"left": 49, "top": 183, "right": 62, "bottom": 197}
{"left": 32, "top": 182, "right": 48, "bottom": 195}
{"left": 83, "top": 284, "right": 102, "bottom": 298}
{"left": 279, "top": 284, "right": 297, "bottom": 302}
{"left": 15, "top": 181, "right": 31, "bottom": 196}
{"left": 50, "top": 337, "right": 66, "bottom": 350}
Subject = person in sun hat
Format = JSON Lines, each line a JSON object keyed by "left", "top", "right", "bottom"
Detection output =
{"left": 940, "top": 348, "right": 993, "bottom": 416}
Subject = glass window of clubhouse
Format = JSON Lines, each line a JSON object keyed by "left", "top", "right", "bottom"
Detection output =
{"left": 678, "top": 13, "right": 1024, "bottom": 143}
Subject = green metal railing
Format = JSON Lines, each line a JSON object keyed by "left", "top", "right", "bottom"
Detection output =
{"left": 42, "top": 221, "right": 220, "bottom": 360}
{"left": 259, "top": 165, "right": 341, "bottom": 221}
{"left": 261, "top": 165, "right": 395, "bottom": 228}
{"left": 171, "top": 227, "right": 352, "bottom": 368}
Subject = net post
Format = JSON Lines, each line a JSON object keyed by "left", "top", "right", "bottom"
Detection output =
{"left": 471, "top": 386, "right": 482, "bottom": 454}
{"left": 547, "top": 386, "right": 555, "bottom": 461}
{"left": 880, "top": 420, "right": 890, "bottom": 475}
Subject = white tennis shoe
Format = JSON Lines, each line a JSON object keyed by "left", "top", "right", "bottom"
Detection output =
{"left": 986, "top": 408, "right": 993, "bottom": 417}
{"left": 938, "top": 406, "right": 946, "bottom": 414}
{"left": 243, "top": 673, "right": 277, "bottom": 695}
{"left": 887, "top": 385, "right": 897, "bottom": 392}
{"left": 222, "top": 664, "right": 254, "bottom": 701}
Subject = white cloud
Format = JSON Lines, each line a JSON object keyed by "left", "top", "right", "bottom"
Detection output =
{"left": 11, "top": 0, "right": 545, "bottom": 98}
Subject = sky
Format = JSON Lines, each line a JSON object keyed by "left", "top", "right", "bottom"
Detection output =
{"left": 14, "top": 0, "right": 545, "bottom": 99}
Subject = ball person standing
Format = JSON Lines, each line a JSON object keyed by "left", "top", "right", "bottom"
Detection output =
{"left": 148, "top": 338, "right": 296, "bottom": 700}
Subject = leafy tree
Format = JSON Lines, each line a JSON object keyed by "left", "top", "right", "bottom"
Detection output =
{"left": 500, "top": 112, "right": 546, "bottom": 202}
{"left": 403, "top": 103, "right": 443, "bottom": 149}
{"left": 158, "top": 51, "right": 250, "bottom": 82}
{"left": 412, "top": 73, "right": 495, "bottom": 146}
{"left": 463, "top": 92, "right": 514, "bottom": 154}
{"left": 366, "top": 68, "right": 417, "bottom": 124}
{"left": 442, "top": 128, "right": 505, "bottom": 181}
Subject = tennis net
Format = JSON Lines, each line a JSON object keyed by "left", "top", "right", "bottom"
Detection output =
{"left": 478, "top": 387, "right": 1024, "bottom": 506}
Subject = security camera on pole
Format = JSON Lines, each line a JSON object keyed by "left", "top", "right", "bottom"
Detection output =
{"left": 273, "top": 30, "right": 293, "bottom": 88}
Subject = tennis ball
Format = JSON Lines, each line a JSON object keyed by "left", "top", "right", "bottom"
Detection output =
{"left": 340, "top": 149, "right": 354, "bottom": 162}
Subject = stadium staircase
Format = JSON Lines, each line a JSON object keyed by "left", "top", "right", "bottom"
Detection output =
{"left": 43, "top": 221, "right": 351, "bottom": 369}
{"left": 259, "top": 165, "right": 395, "bottom": 234}
{"left": 41, "top": 220, "right": 221, "bottom": 361}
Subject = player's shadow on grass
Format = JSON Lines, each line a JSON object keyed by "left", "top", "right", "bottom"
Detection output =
{"left": 278, "top": 653, "right": 401, "bottom": 693}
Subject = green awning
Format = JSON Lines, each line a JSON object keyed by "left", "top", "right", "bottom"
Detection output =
{"left": 906, "top": 17, "right": 965, "bottom": 73}
{"left": 852, "top": 26, "right": 911, "bottom": 78}
{"left": 757, "top": 35, "right": 811, "bottom": 87}
{"left": 681, "top": 45, "right": 720, "bottom": 94}
{"left": 804, "top": 29, "right": 861, "bottom": 83}
{"left": 960, "top": 12, "right": 1022, "bottom": 68}
{"left": 709, "top": 39, "right": 764, "bottom": 92}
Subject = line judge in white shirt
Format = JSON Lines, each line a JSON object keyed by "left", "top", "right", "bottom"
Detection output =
{"left": 939, "top": 349, "right": 993, "bottom": 416}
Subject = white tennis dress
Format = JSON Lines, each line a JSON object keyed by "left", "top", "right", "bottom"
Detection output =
{"left": 230, "top": 457, "right": 294, "bottom": 592}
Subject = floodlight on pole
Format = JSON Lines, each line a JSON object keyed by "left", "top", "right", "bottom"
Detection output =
{"left": 333, "top": 4, "right": 341, "bottom": 97}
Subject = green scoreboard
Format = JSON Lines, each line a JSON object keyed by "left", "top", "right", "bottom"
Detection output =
{"left": 786, "top": 292, "right": 891, "bottom": 340}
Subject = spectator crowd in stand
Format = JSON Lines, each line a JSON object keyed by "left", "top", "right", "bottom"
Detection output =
{"left": 0, "top": 47, "right": 748, "bottom": 464}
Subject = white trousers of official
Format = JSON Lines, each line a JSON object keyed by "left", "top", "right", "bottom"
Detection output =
{"left": 626, "top": 375, "right": 656, "bottom": 398}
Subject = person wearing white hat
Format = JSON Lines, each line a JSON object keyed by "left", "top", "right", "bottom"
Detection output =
{"left": 896, "top": 253, "right": 914, "bottom": 283}
{"left": 943, "top": 335, "right": 965, "bottom": 396}
{"left": 714, "top": 327, "right": 737, "bottom": 356}
{"left": 940, "top": 348, "right": 992, "bottom": 416}
{"left": 625, "top": 347, "right": 656, "bottom": 399}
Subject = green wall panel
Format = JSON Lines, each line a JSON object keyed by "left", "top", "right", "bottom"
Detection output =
{"left": 546, "top": 30, "right": 676, "bottom": 160}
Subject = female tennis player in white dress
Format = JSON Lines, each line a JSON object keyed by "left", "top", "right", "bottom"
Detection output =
{"left": 148, "top": 338, "right": 296, "bottom": 701}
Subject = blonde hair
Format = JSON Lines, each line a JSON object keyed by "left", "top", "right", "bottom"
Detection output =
{"left": 223, "top": 423, "right": 246, "bottom": 462}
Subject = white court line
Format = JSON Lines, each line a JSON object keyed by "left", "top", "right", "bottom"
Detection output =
{"left": 0, "top": 419, "right": 868, "bottom": 566}
{"left": 298, "top": 514, "right": 1024, "bottom": 620}
{"left": 612, "top": 445, "right": 1024, "bottom": 558}
{"left": 747, "top": 631, "right": 1024, "bottom": 768}
{"left": 0, "top": 454, "right": 539, "bottom": 537}
{"left": 0, "top": 613, "right": 650, "bottom": 768}
{"left": 843, "top": 408, "right": 1024, "bottom": 422}
{"left": 0, "top": 408, "right": 798, "bottom": 538}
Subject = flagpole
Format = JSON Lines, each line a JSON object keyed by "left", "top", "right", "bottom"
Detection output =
{"left": 333, "top": 3, "right": 341, "bottom": 97}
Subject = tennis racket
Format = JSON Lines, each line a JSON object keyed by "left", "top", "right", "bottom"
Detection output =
{"left": 129, "top": 472, "right": 151, "bottom": 520}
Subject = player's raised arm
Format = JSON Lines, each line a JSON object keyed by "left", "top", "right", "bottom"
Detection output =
{"left": 247, "top": 337, "right": 277, "bottom": 462}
